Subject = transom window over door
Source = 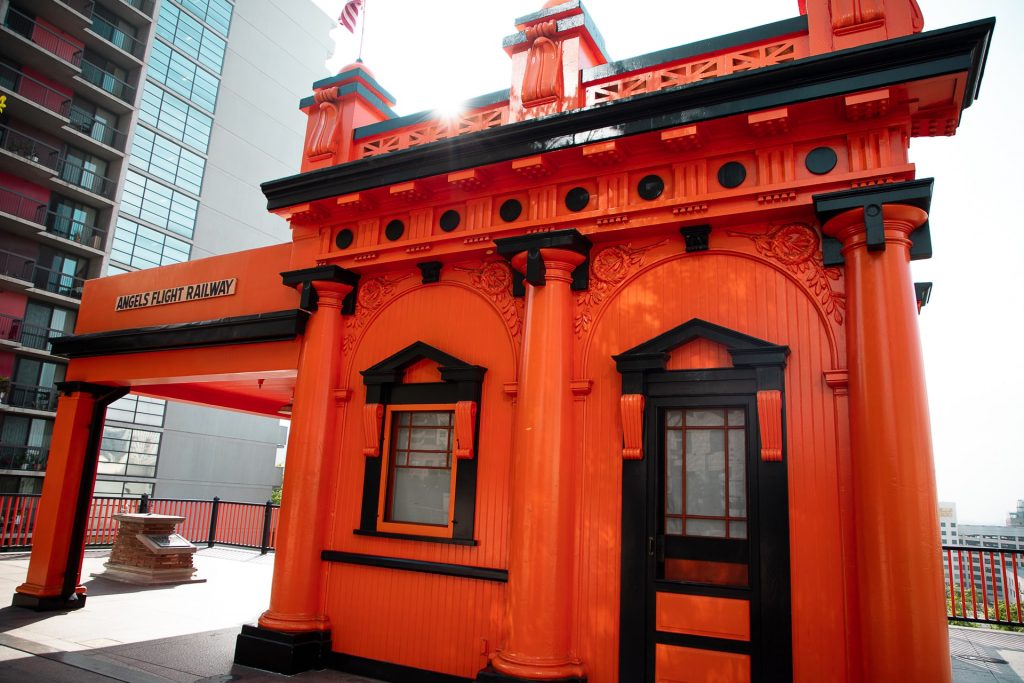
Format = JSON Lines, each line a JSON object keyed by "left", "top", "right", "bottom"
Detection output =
{"left": 382, "top": 409, "right": 455, "bottom": 528}
{"left": 664, "top": 408, "right": 747, "bottom": 540}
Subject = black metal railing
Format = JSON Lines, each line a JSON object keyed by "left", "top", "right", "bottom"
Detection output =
{"left": 0, "top": 313, "right": 23, "bottom": 343}
{"left": 945, "top": 545, "right": 1024, "bottom": 629}
{"left": 0, "top": 63, "right": 73, "bottom": 117}
{"left": 90, "top": 14, "right": 144, "bottom": 58}
{"left": 67, "top": 105, "right": 127, "bottom": 150}
{"left": 56, "top": 157, "right": 116, "bottom": 198}
{"left": 0, "top": 444, "right": 48, "bottom": 471}
{"left": 0, "top": 494, "right": 281, "bottom": 553}
{"left": 63, "top": 0, "right": 97, "bottom": 17}
{"left": 45, "top": 210, "right": 106, "bottom": 249}
{"left": 0, "top": 248, "right": 36, "bottom": 281}
{"left": 1, "top": 383, "right": 59, "bottom": 411}
{"left": 80, "top": 60, "right": 134, "bottom": 103}
{"left": 0, "top": 186, "right": 48, "bottom": 225}
{"left": 18, "top": 322, "right": 67, "bottom": 352}
{"left": 32, "top": 264, "right": 86, "bottom": 299}
{"left": 0, "top": 125, "right": 61, "bottom": 170}
{"left": 2, "top": 7, "right": 84, "bottom": 67}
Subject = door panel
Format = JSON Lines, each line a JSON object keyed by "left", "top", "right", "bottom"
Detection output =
{"left": 655, "top": 644, "right": 750, "bottom": 683}
{"left": 656, "top": 592, "right": 750, "bottom": 640}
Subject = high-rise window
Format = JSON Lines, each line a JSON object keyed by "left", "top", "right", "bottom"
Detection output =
{"left": 148, "top": 41, "right": 219, "bottom": 113}
{"left": 176, "top": 0, "right": 233, "bottom": 37}
{"left": 121, "top": 170, "right": 198, "bottom": 239}
{"left": 111, "top": 216, "right": 191, "bottom": 270}
{"left": 138, "top": 83, "right": 213, "bottom": 152}
{"left": 157, "top": 2, "right": 227, "bottom": 72}
{"left": 130, "top": 127, "right": 206, "bottom": 194}
{"left": 99, "top": 426, "right": 161, "bottom": 477}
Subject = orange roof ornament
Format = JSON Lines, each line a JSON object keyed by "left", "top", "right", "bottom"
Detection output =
{"left": 802, "top": 0, "right": 924, "bottom": 53}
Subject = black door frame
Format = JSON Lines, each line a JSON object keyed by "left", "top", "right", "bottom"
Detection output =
{"left": 614, "top": 319, "right": 792, "bottom": 683}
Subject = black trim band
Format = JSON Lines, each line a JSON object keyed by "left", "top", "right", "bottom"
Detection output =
{"left": 329, "top": 652, "right": 473, "bottom": 683}
{"left": 50, "top": 310, "right": 309, "bottom": 359}
{"left": 655, "top": 631, "right": 752, "bottom": 655}
{"left": 321, "top": 551, "right": 508, "bottom": 582}
{"left": 262, "top": 19, "right": 993, "bottom": 211}
{"left": 353, "top": 529, "right": 478, "bottom": 546}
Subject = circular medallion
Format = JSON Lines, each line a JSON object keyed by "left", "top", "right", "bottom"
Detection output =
{"left": 717, "top": 162, "right": 747, "bottom": 189}
{"left": 335, "top": 228, "right": 354, "bottom": 250}
{"left": 439, "top": 210, "right": 461, "bottom": 232}
{"left": 805, "top": 147, "right": 838, "bottom": 175}
{"left": 565, "top": 186, "right": 590, "bottom": 212}
{"left": 637, "top": 174, "right": 665, "bottom": 201}
{"left": 384, "top": 219, "right": 405, "bottom": 241}
{"left": 499, "top": 199, "right": 523, "bottom": 222}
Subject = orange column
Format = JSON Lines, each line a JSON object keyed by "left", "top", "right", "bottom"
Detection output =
{"left": 823, "top": 204, "right": 950, "bottom": 683}
{"left": 489, "top": 247, "right": 586, "bottom": 682}
{"left": 15, "top": 383, "right": 123, "bottom": 610}
{"left": 258, "top": 279, "right": 352, "bottom": 634}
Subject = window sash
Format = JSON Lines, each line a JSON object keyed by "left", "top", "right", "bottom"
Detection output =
{"left": 376, "top": 404, "right": 458, "bottom": 538}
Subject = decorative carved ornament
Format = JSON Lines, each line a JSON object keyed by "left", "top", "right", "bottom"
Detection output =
{"left": 454, "top": 261, "right": 524, "bottom": 345}
{"left": 575, "top": 240, "right": 666, "bottom": 337}
{"left": 830, "top": 0, "right": 884, "bottom": 30}
{"left": 756, "top": 390, "right": 783, "bottom": 462}
{"left": 620, "top": 394, "right": 645, "bottom": 460}
{"left": 454, "top": 401, "right": 478, "bottom": 460}
{"left": 730, "top": 223, "right": 846, "bottom": 325}
{"left": 363, "top": 403, "right": 384, "bottom": 457}
{"left": 521, "top": 20, "right": 563, "bottom": 107}
{"left": 343, "top": 274, "right": 412, "bottom": 352}
{"left": 305, "top": 88, "right": 341, "bottom": 160}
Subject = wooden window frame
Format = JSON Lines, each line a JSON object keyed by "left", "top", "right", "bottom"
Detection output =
{"left": 377, "top": 404, "right": 458, "bottom": 539}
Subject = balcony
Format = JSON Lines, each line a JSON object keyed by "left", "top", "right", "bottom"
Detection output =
{"left": 0, "top": 125, "right": 61, "bottom": 181}
{"left": 88, "top": 14, "right": 145, "bottom": 62}
{"left": 29, "top": 1, "right": 94, "bottom": 38}
{"left": 0, "top": 186, "right": 48, "bottom": 237}
{"left": 18, "top": 322, "right": 69, "bottom": 355}
{"left": 0, "top": 444, "right": 48, "bottom": 472}
{"left": 75, "top": 59, "right": 136, "bottom": 111}
{"left": 94, "top": 0, "right": 153, "bottom": 25}
{"left": 0, "top": 248, "right": 36, "bottom": 286}
{"left": 31, "top": 265, "right": 86, "bottom": 300}
{"left": 66, "top": 105, "right": 128, "bottom": 152}
{"left": 45, "top": 210, "right": 107, "bottom": 251}
{"left": 0, "top": 383, "right": 59, "bottom": 413}
{"left": 0, "top": 7, "right": 83, "bottom": 80}
{"left": 0, "top": 63, "right": 73, "bottom": 127}
{"left": 52, "top": 157, "right": 117, "bottom": 203}
{"left": 0, "top": 313, "right": 23, "bottom": 347}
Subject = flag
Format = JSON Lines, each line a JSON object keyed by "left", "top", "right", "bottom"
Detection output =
{"left": 339, "top": 0, "right": 363, "bottom": 33}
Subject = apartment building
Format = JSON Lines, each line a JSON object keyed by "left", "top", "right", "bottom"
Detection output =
{"left": 0, "top": 0, "right": 333, "bottom": 500}
{"left": 940, "top": 500, "right": 1024, "bottom": 602}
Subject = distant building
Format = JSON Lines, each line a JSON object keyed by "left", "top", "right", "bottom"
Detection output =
{"left": 940, "top": 501, "right": 1024, "bottom": 602}
{"left": 1009, "top": 499, "right": 1024, "bottom": 527}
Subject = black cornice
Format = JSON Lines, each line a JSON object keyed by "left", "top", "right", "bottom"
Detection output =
{"left": 262, "top": 19, "right": 994, "bottom": 212}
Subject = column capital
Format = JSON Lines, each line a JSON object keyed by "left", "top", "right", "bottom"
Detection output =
{"left": 813, "top": 178, "right": 933, "bottom": 265}
{"left": 281, "top": 265, "right": 360, "bottom": 314}
{"left": 495, "top": 229, "right": 591, "bottom": 290}
{"left": 822, "top": 203, "right": 928, "bottom": 257}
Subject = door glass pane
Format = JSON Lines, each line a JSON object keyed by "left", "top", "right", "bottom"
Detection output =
{"left": 686, "top": 408, "right": 725, "bottom": 426}
{"left": 728, "top": 430, "right": 746, "bottom": 518}
{"left": 685, "top": 429, "right": 725, "bottom": 517}
{"left": 665, "top": 427, "right": 682, "bottom": 516}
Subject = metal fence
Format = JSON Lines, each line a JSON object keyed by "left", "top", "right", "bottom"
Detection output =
{"left": 0, "top": 493, "right": 280, "bottom": 555}
{"left": 944, "top": 545, "right": 1024, "bottom": 628}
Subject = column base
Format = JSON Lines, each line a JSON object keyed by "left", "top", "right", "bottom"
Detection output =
{"left": 476, "top": 666, "right": 586, "bottom": 683}
{"left": 12, "top": 590, "right": 86, "bottom": 612}
{"left": 233, "top": 624, "right": 331, "bottom": 675}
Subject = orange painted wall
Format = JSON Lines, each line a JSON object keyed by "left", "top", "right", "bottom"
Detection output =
{"left": 575, "top": 239, "right": 850, "bottom": 682}
{"left": 324, "top": 279, "right": 518, "bottom": 678}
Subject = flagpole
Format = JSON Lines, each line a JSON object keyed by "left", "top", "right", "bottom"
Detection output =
{"left": 357, "top": 0, "right": 367, "bottom": 61}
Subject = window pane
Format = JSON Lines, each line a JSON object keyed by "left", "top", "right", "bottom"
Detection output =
{"left": 728, "top": 430, "right": 746, "bottom": 517}
{"left": 686, "top": 409, "right": 725, "bottom": 427}
{"left": 685, "top": 430, "right": 725, "bottom": 517}
{"left": 390, "top": 468, "right": 450, "bottom": 526}
{"left": 727, "top": 409, "right": 745, "bottom": 426}
{"left": 665, "top": 427, "right": 682, "bottom": 517}
{"left": 385, "top": 410, "right": 454, "bottom": 527}
{"left": 686, "top": 519, "right": 727, "bottom": 537}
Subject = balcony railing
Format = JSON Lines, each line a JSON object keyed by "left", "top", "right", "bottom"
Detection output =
{"left": 0, "top": 186, "right": 48, "bottom": 225}
{"left": 945, "top": 545, "right": 1023, "bottom": 628}
{"left": 0, "top": 248, "right": 36, "bottom": 281}
{"left": 80, "top": 59, "right": 134, "bottom": 103}
{"left": 56, "top": 157, "right": 116, "bottom": 198}
{"left": 19, "top": 322, "right": 68, "bottom": 352}
{"left": 90, "top": 14, "right": 144, "bottom": 58}
{"left": 32, "top": 264, "right": 86, "bottom": 299}
{"left": 45, "top": 210, "right": 106, "bottom": 249}
{"left": 1, "top": 383, "right": 59, "bottom": 412}
{"left": 117, "top": 0, "right": 154, "bottom": 16}
{"left": 68, "top": 105, "right": 127, "bottom": 150}
{"left": 0, "top": 63, "right": 73, "bottom": 118}
{"left": 0, "top": 124, "right": 61, "bottom": 171}
{"left": 0, "top": 444, "right": 48, "bottom": 471}
{"left": 0, "top": 494, "right": 281, "bottom": 553}
{"left": 0, "top": 313, "right": 23, "bottom": 343}
{"left": 2, "top": 7, "right": 84, "bottom": 67}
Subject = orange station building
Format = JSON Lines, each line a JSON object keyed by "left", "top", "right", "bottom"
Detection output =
{"left": 11, "top": 1, "right": 995, "bottom": 682}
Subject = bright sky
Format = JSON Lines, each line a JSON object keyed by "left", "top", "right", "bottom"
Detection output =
{"left": 309, "top": 0, "right": 1024, "bottom": 525}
